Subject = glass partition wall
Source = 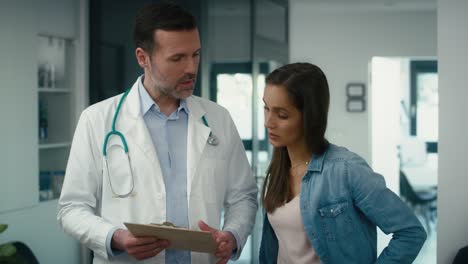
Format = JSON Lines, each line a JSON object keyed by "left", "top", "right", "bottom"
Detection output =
{"left": 205, "top": 0, "right": 289, "bottom": 262}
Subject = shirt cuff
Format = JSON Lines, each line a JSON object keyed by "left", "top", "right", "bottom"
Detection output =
{"left": 224, "top": 229, "right": 242, "bottom": 260}
{"left": 106, "top": 228, "right": 124, "bottom": 258}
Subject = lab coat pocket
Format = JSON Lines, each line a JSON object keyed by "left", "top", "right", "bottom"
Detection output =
{"left": 318, "top": 201, "right": 355, "bottom": 241}
{"left": 198, "top": 157, "right": 226, "bottom": 205}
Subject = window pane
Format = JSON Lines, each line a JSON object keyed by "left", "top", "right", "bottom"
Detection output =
{"left": 217, "top": 73, "right": 252, "bottom": 140}
{"left": 257, "top": 74, "right": 266, "bottom": 140}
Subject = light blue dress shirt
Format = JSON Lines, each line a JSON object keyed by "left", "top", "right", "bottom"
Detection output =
{"left": 138, "top": 78, "right": 191, "bottom": 263}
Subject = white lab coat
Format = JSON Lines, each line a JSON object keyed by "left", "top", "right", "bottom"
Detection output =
{"left": 57, "top": 79, "right": 258, "bottom": 264}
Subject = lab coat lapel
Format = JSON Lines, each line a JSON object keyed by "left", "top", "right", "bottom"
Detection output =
{"left": 186, "top": 97, "right": 211, "bottom": 199}
{"left": 117, "top": 81, "right": 163, "bottom": 175}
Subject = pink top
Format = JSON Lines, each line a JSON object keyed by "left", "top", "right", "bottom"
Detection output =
{"left": 267, "top": 195, "right": 321, "bottom": 264}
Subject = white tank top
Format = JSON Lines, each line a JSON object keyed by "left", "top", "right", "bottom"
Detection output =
{"left": 267, "top": 195, "right": 321, "bottom": 264}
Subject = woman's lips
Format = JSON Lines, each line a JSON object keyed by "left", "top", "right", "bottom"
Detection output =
{"left": 268, "top": 132, "right": 279, "bottom": 140}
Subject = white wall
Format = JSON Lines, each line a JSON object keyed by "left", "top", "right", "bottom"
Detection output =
{"left": 0, "top": 201, "right": 81, "bottom": 263}
{"left": 290, "top": 3, "right": 437, "bottom": 162}
{"left": 370, "top": 57, "right": 403, "bottom": 193}
{"left": 437, "top": 0, "right": 468, "bottom": 263}
{"left": 0, "top": 0, "right": 38, "bottom": 213}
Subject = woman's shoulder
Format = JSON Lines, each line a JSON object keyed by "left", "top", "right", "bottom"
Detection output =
{"left": 322, "top": 144, "right": 381, "bottom": 187}
{"left": 324, "top": 144, "right": 365, "bottom": 163}
{"left": 321, "top": 143, "right": 373, "bottom": 173}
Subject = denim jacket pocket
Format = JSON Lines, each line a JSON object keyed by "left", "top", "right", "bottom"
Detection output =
{"left": 318, "top": 201, "right": 355, "bottom": 241}
{"left": 318, "top": 201, "right": 348, "bottom": 217}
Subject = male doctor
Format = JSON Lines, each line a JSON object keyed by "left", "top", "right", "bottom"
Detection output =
{"left": 57, "top": 2, "right": 258, "bottom": 264}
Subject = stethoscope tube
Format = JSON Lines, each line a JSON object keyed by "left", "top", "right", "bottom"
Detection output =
{"left": 103, "top": 89, "right": 135, "bottom": 198}
{"left": 102, "top": 88, "right": 218, "bottom": 198}
{"left": 103, "top": 89, "right": 131, "bottom": 156}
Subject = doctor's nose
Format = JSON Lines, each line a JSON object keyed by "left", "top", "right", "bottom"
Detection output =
{"left": 185, "top": 57, "right": 199, "bottom": 75}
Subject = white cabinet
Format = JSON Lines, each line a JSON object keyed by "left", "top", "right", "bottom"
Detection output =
{"left": 0, "top": 0, "right": 83, "bottom": 211}
{"left": 0, "top": 1, "right": 86, "bottom": 262}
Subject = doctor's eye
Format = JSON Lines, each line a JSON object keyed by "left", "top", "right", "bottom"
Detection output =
{"left": 170, "top": 55, "right": 183, "bottom": 62}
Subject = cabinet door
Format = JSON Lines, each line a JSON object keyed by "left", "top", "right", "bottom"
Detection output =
{"left": 37, "top": 0, "right": 77, "bottom": 38}
{"left": 0, "top": 0, "right": 39, "bottom": 212}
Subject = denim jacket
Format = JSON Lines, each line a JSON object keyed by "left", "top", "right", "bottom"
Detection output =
{"left": 259, "top": 144, "right": 426, "bottom": 264}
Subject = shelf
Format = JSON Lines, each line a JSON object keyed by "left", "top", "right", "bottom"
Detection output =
{"left": 37, "top": 32, "right": 74, "bottom": 42}
{"left": 39, "top": 142, "right": 71, "bottom": 149}
{"left": 36, "top": 33, "right": 74, "bottom": 206}
{"left": 39, "top": 198, "right": 59, "bottom": 205}
{"left": 38, "top": 88, "right": 71, "bottom": 93}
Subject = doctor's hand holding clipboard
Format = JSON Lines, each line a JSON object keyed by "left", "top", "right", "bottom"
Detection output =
{"left": 111, "top": 229, "right": 170, "bottom": 261}
{"left": 198, "top": 221, "right": 237, "bottom": 264}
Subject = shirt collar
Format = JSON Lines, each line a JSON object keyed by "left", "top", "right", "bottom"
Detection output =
{"left": 138, "top": 75, "right": 189, "bottom": 116}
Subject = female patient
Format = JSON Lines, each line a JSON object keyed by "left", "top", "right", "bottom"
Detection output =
{"left": 259, "top": 63, "right": 426, "bottom": 264}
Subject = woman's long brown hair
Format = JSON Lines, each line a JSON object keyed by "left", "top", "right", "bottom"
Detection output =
{"left": 261, "top": 63, "right": 330, "bottom": 213}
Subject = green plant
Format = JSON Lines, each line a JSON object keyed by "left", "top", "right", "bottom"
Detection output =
{"left": 0, "top": 224, "right": 18, "bottom": 264}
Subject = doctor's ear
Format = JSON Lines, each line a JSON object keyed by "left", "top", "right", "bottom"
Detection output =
{"left": 135, "top": 48, "right": 149, "bottom": 68}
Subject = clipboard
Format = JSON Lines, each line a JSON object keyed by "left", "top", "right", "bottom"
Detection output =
{"left": 124, "top": 222, "right": 217, "bottom": 253}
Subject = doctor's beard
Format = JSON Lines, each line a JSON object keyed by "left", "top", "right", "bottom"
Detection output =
{"left": 147, "top": 70, "right": 196, "bottom": 100}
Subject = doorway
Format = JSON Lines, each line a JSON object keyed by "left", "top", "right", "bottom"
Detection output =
{"left": 371, "top": 57, "right": 438, "bottom": 264}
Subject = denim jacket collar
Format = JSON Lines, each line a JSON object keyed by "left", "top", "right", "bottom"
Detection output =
{"left": 307, "top": 144, "right": 330, "bottom": 173}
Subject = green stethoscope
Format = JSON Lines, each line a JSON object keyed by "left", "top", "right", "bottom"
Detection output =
{"left": 102, "top": 88, "right": 218, "bottom": 198}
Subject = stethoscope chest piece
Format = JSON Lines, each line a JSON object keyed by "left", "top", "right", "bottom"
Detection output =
{"left": 208, "top": 133, "right": 219, "bottom": 146}
{"left": 202, "top": 115, "right": 219, "bottom": 146}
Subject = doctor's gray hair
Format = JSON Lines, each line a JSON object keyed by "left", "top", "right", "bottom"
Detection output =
{"left": 262, "top": 62, "right": 330, "bottom": 213}
{"left": 133, "top": 1, "right": 197, "bottom": 53}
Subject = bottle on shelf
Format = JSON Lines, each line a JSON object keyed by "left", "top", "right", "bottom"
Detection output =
{"left": 38, "top": 63, "right": 56, "bottom": 89}
{"left": 39, "top": 98, "right": 48, "bottom": 141}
